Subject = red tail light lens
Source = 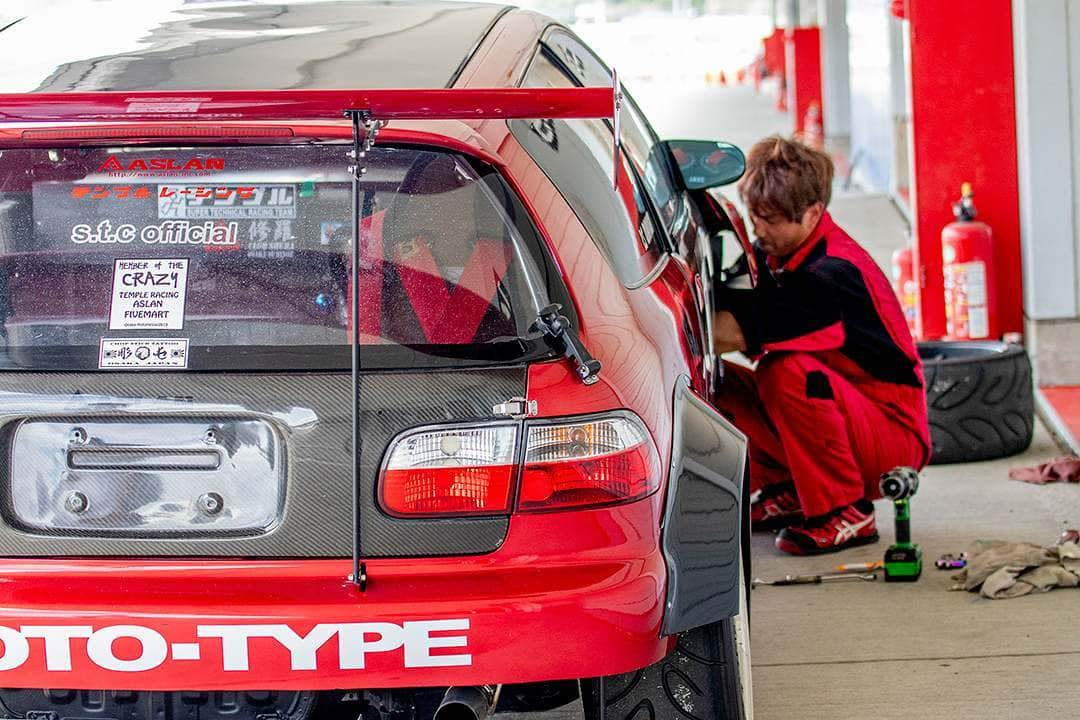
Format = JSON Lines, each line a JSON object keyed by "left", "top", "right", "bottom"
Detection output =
{"left": 518, "top": 416, "right": 661, "bottom": 512}
{"left": 379, "top": 425, "right": 517, "bottom": 517}
{"left": 377, "top": 414, "right": 661, "bottom": 517}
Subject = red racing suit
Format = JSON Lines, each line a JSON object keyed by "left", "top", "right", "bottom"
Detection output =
{"left": 716, "top": 211, "right": 930, "bottom": 517}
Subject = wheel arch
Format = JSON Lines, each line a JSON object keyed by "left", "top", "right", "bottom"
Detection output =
{"left": 660, "top": 375, "right": 748, "bottom": 635}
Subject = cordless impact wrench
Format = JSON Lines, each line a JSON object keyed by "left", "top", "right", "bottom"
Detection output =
{"left": 880, "top": 467, "right": 922, "bottom": 582}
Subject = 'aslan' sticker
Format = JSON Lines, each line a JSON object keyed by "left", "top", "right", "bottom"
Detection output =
{"left": 99, "top": 339, "right": 189, "bottom": 370}
{"left": 109, "top": 259, "right": 188, "bottom": 330}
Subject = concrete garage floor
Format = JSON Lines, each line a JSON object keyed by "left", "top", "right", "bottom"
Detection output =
{"left": 633, "top": 80, "right": 1080, "bottom": 718}
{"left": 751, "top": 423, "right": 1080, "bottom": 720}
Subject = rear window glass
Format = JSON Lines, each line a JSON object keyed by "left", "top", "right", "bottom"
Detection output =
{"left": 0, "top": 145, "right": 563, "bottom": 371}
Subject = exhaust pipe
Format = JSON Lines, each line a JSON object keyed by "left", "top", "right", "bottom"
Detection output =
{"left": 433, "top": 685, "right": 497, "bottom": 720}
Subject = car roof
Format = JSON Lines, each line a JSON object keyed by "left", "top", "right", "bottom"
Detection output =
{"left": 0, "top": 0, "right": 509, "bottom": 94}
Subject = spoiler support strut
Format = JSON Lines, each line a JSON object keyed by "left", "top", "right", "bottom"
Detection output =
{"left": 346, "top": 109, "right": 381, "bottom": 591}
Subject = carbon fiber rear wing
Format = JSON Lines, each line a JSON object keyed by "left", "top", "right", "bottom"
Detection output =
{"left": 0, "top": 81, "right": 623, "bottom": 589}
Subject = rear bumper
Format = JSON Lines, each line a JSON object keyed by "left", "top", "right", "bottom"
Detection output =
{"left": 0, "top": 500, "right": 668, "bottom": 691}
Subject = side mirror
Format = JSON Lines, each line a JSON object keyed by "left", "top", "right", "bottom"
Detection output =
{"left": 664, "top": 140, "right": 746, "bottom": 190}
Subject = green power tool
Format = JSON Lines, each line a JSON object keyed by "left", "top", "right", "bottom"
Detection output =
{"left": 880, "top": 467, "right": 922, "bottom": 582}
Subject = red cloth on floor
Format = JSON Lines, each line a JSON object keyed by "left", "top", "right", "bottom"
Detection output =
{"left": 715, "top": 356, "right": 929, "bottom": 517}
{"left": 1009, "top": 457, "right": 1080, "bottom": 484}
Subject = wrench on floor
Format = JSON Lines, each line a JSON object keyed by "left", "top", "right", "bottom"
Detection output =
{"left": 752, "top": 572, "right": 878, "bottom": 587}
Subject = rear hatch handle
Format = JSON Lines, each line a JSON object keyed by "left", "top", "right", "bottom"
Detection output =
{"left": 531, "top": 304, "right": 601, "bottom": 385}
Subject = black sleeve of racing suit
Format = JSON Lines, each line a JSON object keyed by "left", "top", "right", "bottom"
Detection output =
{"left": 721, "top": 269, "right": 842, "bottom": 356}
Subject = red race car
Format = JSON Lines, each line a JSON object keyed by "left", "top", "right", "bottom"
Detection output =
{"left": 0, "top": 2, "right": 754, "bottom": 719}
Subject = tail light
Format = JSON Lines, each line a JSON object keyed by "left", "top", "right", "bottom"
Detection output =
{"left": 379, "top": 425, "right": 517, "bottom": 517}
{"left": 518, "top": 416, "right": 660, "bottom": 512}
{"left": 378, "top": 413, "right": 660, "bottom": 518}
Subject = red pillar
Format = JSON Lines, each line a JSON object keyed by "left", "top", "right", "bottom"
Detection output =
{"left": 763, "top": 28, "right": 788, "bottom": 111}
{"left": 785, "top": 27, "right": 823, "bottom": 136}
{"left": 907, "top": 0, "right": 1023, "bottom": 339}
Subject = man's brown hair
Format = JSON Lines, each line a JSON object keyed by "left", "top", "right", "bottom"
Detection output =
{"left": 739, "top": 135, "right": 834, "bottom": 223}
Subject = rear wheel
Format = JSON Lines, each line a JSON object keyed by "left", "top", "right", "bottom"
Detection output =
{"left": 919, "top": 341, "right": 1034, "bottom": 464}
{"left": 596, "top": 536, "right": 753, "bottom": 720}
{"left": 598, "top": 593, "right": 752, "bottom": 720}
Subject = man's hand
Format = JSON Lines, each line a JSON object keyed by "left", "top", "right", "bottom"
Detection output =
{"left": 713, "top": 311, "right": 748, "bottom": 354}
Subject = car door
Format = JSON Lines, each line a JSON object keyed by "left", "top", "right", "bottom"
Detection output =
{"left": 616, "top": 94, "right": 724, "bottom": 393}
{"left": 618, "top": 89, "right": 759, "bottom": 395}
{"left": 538, "top": 27, "right": 717, "bottom": 392}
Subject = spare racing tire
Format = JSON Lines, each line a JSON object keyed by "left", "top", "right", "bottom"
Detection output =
{"left": 919, "top": 341, "right": 1034, "bottom": 464}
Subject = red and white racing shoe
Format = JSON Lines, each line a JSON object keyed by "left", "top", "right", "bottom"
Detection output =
{"left": 750, "top": 482, "right": 803, "bottom": 531}
{"left": 775, "top": 499, "right": 879, "bottom": 555}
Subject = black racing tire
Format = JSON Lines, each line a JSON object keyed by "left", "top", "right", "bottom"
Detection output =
{"left": 584, "top": 462, "right": 754, "bottom": 720}
{"left": 919, "top": 341, "right": 1034, "bottom": 465}
{"left": 594, "top": 512, "right": 752, "bottom": 720}
{"left": 596, "top": 613, "right": 750, "bottom": 720}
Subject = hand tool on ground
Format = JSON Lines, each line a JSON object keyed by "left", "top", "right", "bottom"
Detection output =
{"left": 935, "top": 553, "right": 967, "bottom": 570}
{"left": 834, "top": 561, "right": 884, "bottom": 573}
{"left": 880, "top": 466, "right": 923, "bottom": 581}
{"left": 752, "top": 572, "right": 878, "bottom": 587}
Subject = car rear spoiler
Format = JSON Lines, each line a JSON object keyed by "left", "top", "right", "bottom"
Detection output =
{"left": 0, "top": 81, "right": 625, "bottom": 184}
{"left": 0, "top": 81, "right": 624, "bottom": 590}
{"left": 0, "top": 86, "right": 619, "bottom": 122}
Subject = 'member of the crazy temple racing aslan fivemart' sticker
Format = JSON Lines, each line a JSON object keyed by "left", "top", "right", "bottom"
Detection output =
{"left": 99, "top": 339, "right": 189, "bottom": 370}
{"left": 158, "top": 184, "right": 297, "bottom": 219}
{"left": 109, "top": 259, "right": 189, "bottom": 330}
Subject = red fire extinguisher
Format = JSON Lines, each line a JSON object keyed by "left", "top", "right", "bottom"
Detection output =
{"left": 891, "top": 244, "right": 918, "bottom": 336}
{"left": 942, "top": 183, "right": 997, "bottom": 340}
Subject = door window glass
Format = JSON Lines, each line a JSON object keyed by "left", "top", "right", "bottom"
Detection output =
{"left": 510, "top": 49, "right": 663, "bottom": 287}
{"left": 543, "top": 28, "right": 683, "bottom": 238}
{"left": 620, "top": 96, "right": 683, "bottom": 235}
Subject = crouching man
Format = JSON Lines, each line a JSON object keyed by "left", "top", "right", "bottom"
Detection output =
{"left": 714, "top": 136, "right": 930, "bottom": 555}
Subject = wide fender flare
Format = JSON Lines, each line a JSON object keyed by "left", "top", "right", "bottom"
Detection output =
{"left": 660, "top": 375, "right": 748, "bottom": 636}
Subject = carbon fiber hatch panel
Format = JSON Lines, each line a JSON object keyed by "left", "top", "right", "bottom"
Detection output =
{"left": 0, "top": 369, "right": 524, "bottom": 557}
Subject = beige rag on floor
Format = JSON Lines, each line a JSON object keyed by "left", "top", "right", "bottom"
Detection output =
{"left": 951, "top": 540, "right": 1080, "bottom": 599}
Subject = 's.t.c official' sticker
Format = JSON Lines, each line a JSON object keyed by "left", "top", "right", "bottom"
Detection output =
{"left": 99, "top": 339, "right": 189, "bottom": 370}
{"left": 109, "top": 259, "right": 188, "bottom": 330}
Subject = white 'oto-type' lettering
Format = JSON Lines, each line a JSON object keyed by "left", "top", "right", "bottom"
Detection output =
{"left": 21, "top": 627, "right": 92, "bottom": 672}
{"left": 403, "top": 620, "right": 472, "bottom": 668}
{"left": 0, "top": 627, "right": 29, "bottom": 671}
{"left": 86, "top": 626, "right": 169, "bottom": 672}
{"left": 0, "top": 621, "right": 475, "bottom": 673}
{"left": 337, "top": 622, "right": 406, "bottom": 670}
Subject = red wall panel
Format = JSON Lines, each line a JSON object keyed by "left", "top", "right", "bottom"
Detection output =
{"left": 786, "top": 27, "right": 824, "bottom": 136}
{"left": 908, "top": 0, "right": 1023, "bottom": 338}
